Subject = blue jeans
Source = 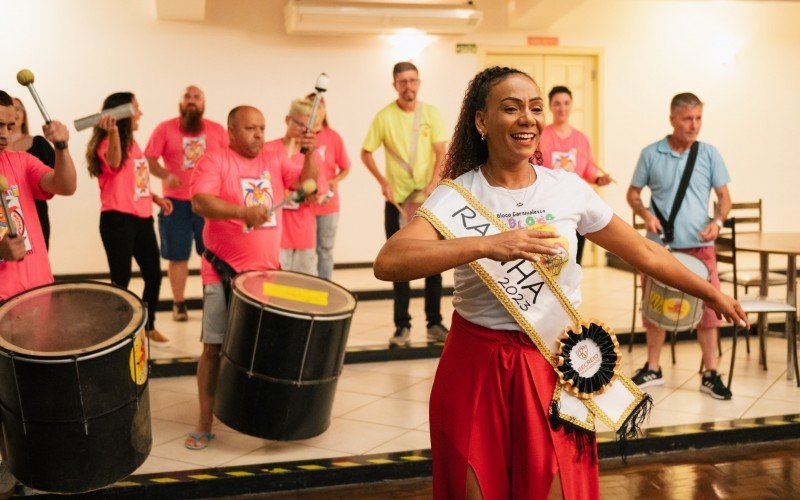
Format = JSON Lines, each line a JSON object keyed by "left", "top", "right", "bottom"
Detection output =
{"left": 316, "top": 213, "right": 339, "bottom": 280}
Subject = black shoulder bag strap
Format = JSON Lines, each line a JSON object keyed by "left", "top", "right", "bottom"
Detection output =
{"left": 203, "top": 249, "right": 237, "bottom": 305}
{"left": 651, "top": 140, "right": 700, "bottom": 243}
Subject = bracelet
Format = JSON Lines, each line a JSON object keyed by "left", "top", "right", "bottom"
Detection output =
{"left": 713, "top": 218, "right": 724, "bottom": 229}
{"left": 55, "top": 142, "right": 68, "bottom": 150}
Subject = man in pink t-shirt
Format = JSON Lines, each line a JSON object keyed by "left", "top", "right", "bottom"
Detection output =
{"left": 184, "top": 105, "right": 317, "bottom": 450}
{"left": 0, "top": 89, "right": 77, "bottom": 495}
{"left": 0, "top": 90, "right": 77, "bottom": 300}
{"left": 145, "top": 86, "right": 228, "bottom": 321}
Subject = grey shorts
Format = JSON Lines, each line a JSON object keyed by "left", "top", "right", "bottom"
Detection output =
{"left": 201, "top": 283, "right": 228, "bottom": 344}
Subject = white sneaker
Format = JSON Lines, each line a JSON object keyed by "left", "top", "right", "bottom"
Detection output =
{"left": 389, "top": 326, "right": 411, "bottom": 348}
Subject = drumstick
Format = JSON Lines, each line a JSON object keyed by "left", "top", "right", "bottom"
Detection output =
{"left": 16, "top": 69, "right": 68, "bottom": 150}
{"left": 0, "top": 175, "right": 18, "bottom": 238}
{"left": 594, "top": 164, "right": 616, "bottom": 184}
{"left": 269, "top": 179, "right": 317, "bottom": 215}
{"left": 301, "top": 73, "right": 329, "bottom": 155}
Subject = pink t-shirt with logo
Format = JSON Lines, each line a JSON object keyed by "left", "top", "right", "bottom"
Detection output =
{"left": 191, "top": 147, "right": 301, "bottom": 285}
{"left": 311, "top": 127, "right": 350, "bottom": 216}
{"left": 538, "top": 126, "right": 599, "bottom": 184}
{"left": 144, "top": 118, "right": 228, "bottom": 200}
{"left": 0, "top": 150, "right": 55, "bottom": 300}
{"left": 264, "top": 140, "right": 322, "bottom": 250}
{"left": 96, "top": 138, "right": 153, "bottom": 218}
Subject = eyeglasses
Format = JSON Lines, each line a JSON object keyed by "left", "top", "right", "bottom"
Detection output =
{"left": 394, "top": 78, "right": 420, "bottom": 86}
{"left": 290, "top": 117, "right": 308, "bottom": 129}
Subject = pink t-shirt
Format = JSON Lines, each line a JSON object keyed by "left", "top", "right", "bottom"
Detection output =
{"left": 538, "top": 126, "right": 599, "bottom": 184}
{"left": 144, "top": 118, "right": 228, "bottom": 200}
{"left": 96, "top": 138, "right": 153, "bottom": 218}
{"left": 264, "top": 140, "right": 321, "bottom": 251}
{"left": 311, "top": 127, "right": 350, "bottom": 216}
{"left": 0, "top": 150, "right": 54, "bottom": 300}
{"left": 191, "top": 147, "right": 300, "bottom": 285}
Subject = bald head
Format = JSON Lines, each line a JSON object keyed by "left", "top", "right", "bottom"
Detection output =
{"left": 180, "top": 85, "right": 205, "bottom": 112}
{"left": 227, "top": 106, "right": 265, "bottom": 158}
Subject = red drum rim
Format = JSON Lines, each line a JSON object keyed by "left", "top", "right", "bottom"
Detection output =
{"left": 0, "top": 281, "right": 145, "bottom": 358}
{"left": 232, "top": 270, "right": 357, "bottom": 317}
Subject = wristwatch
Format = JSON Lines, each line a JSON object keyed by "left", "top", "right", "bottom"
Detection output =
{"left": 713, "top": 218, "right": 724, "bottom": 229}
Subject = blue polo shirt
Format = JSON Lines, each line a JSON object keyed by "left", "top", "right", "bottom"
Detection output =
{"left": 631, "top": 137, "right": 730, "bottom": 249}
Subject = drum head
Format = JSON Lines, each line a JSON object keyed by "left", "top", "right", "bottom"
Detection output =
{"left": 233, "top": 270, "right": 356, "bottom": 317}
{"left": 672, "top": 252, "right": 710, "bottom": 280}
{"left": 0, "top": 282, "right": 145, "bottom": 357}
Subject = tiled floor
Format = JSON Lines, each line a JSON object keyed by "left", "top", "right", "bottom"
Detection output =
{"left": 125, "top": 267, "right": 800, "bottom": 476}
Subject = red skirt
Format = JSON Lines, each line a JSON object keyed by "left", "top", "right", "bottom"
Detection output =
{"left": 430, "top": 311, "right": 600, "bottom": 500}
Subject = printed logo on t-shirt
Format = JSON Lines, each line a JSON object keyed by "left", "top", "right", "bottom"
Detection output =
{"left": 0, "top": 184, "right": 33, "bottom": 259}
{"left": 182, "top": 135, "right": 206, "bottom": 170}
{"left": 282, "top": 185, "right": 300, "bottom": 211}
{"left": 133, "top": 158, "right": 151, "bottom": 199}
{"left": 552, "top": 148, "right": 577, "bottom": 172}
{"left": 495, "top": 208, "right": 570, "bottom": 276}
{"left": 240, "top": 171, "right": 276, "bottom": 231}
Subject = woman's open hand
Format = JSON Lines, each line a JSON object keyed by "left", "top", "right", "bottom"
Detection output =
{"left": 708, "top": 291, "right": 750, "bottom": 328}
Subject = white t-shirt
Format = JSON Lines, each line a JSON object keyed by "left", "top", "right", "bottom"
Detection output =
{"left": 423, "top": 165, "right": 613, "bottom": 333}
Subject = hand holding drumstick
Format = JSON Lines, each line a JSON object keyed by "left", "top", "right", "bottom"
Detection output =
{"left": 0, "top": 175, "right": 26, "bottom": 262}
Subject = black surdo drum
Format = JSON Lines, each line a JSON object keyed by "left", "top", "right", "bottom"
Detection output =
{"left": 214, "top": 270, "right": 357, "bottom": 440}
{"left": 0, "top": 282, "right": 151, "bottom": 493}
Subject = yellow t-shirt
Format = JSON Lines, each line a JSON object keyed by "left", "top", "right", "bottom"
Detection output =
{"left": 363, "top": 101, "right": 448, "bottom": 203}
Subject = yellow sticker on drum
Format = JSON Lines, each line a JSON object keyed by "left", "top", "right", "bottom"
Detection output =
{"left": 129, "top": 332, "right": 148, "bottom": 385}
{"left": 662, "top": 298, "right": 691, "bottom": 321}
{"left": 648, "top": 292, "right": 690, "bottom": 321}
{"left": 262, "top": 282, "right": 329, "bottom": 306}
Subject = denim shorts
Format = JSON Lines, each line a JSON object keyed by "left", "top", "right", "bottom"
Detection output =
{"left": 158, "top": 198, "right": 205, "bottom": 261}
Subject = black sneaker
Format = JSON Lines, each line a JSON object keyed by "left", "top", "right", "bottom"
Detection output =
{"left": 389, "top": 326, "right": 411, "bottom": 348}
{"left": 631, "top": 362, "right": 665, "bottom": 388}
{"left": 172, "top": 301, "right": 188, "bottom": 322}
{"left": 700, "top": 370, "right": 732, "bottom": 400}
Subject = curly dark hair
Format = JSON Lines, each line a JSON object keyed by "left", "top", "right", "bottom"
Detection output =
{"left": 85, "top": 92, "right": 135, "bottom": 178}
{"left": 443, "top": 66, "right": 538, "bottom": 180}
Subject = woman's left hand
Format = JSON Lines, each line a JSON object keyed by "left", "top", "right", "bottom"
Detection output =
{"left": 708, "top": 291, "right": 749, "bottom": 328}
{"left": 155, "top": 196, "right": 174, "bottom": 216}
{"left": 596, "top": 175, "right": 613, "bottom": 186}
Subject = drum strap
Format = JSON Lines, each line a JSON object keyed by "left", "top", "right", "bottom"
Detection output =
{"left": 651, "top": 141, "right": 700, "bottom": 243}
{"left": 203, "top": 249, "right": 237, "bottom": 304}
{"left": 417, "top": 179, "right": 651, "bottom": 438}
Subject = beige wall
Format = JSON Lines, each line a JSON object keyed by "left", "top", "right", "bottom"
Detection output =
{"left": 2, "top": 0, "right": 797, "bottom": 275}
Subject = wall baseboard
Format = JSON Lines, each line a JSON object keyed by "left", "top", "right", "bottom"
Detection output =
{"left": 53, "top": 262, "right": 375, "bottom": 281}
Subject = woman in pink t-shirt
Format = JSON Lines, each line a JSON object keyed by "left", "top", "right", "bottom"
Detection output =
{"left": 304, "top": 93, "right": 350, "bottom": 280}
{"left": 85, "top": 92, "right": 172, "bottom": 343}
{"left": 538, "top": 86, "right": 613, "bottom": 264}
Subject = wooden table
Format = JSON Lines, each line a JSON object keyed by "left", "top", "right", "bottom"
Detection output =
{"left": 735, "top": 233, "right": 800, "bottom": 378}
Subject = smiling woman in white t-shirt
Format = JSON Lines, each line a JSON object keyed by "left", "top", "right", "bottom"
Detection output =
{"left": 374, "top": 66, "right": 747, "bottom": 500}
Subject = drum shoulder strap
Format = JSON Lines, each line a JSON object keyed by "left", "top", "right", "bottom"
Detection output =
{"left": 203, "top": 249, "right": 237, "bottom": 302}
{"left": 652, "top": 140, "right": 700, "bottom": 243}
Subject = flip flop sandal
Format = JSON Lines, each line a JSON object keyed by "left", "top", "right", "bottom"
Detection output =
{"left": 185, "top": 432, "right": 215, "bottom": 450}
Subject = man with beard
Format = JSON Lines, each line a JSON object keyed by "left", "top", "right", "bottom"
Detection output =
{"left": 145, "top": 86, "right": 227, "bottom": 321}
{"left": 362, "top": 62, "right": 449, "bottom": 347}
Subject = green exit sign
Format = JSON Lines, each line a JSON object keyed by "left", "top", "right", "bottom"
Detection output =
{"left": 456, "top": 43, "right": 477, "bottom": 54}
